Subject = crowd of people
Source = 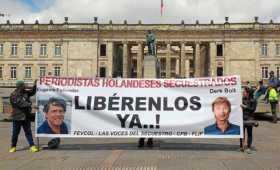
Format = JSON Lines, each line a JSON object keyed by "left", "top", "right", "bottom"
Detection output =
{"left": 249, "top": 71, "right": 279, "bottom": 123}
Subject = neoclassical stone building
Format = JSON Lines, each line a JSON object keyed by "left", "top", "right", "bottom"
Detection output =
{"left": 0, "top": 17, "right": 280, "bottom": 86}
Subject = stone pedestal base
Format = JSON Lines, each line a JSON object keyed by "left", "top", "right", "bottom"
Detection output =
{"left": 143, "top": 55, "right": 158, "bottom": 78}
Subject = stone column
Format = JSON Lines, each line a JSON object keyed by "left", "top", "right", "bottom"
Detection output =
{"left": 185, "top": 59, "right": 190, "bottom": 78}
{"left": 47, "top": 64, "right": 52, "bottom": 76}
{"left": 107, "top": 42, "right": 113, "bottom": 77}
{"left": 137, "top": 42, "right": 144, "bottom": 78}
{"left": 195, "top": 42, "right": 201, "bottom": 77}
{"left": 209, "top": 42, "right": 217, "bottom": 76}
{"left": 254, "top": 41, "right": 261, "bottom": 81}
{"left": 18, "top": 64, "right": 23, "bottom": 80}
{"left": 176, "top": 58, "right": 180, "bottom": 76}
{"left": 122, "top": 42, "right": 129, "bottom": 78}
{"left": 224, "top": 42, "right": 230, "bottom": 75}
{"left": 180, "top": 42, "right": 186, "bottom": 77}
{"left": 32, "top": 64, "right": 37, "bottom": 80}
{"left": 63, "top": 41, "right": 69, "bottom": 76}
{"left": 166, "top": 43, "right": 171, "bottom": 78}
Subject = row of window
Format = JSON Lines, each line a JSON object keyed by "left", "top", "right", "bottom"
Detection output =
{"left": 0, "top": 43, "right": 61, "bottom": 56}
{"left": 261, "top": 66, "right": 280, "bottom": 79}
{"left": 1, "top": 43, "right": 280, "bottom": 57}
{"left": 215, "top": 66, "right": 279, "bottom": 79}
{"left": 0, "top": 66, "right": 61, "bottom": 79}
{"left": 216, "top": 44, "right": 280, "bottom": 57}
{"left": 261, "top": 44, "right": 280, "bottom": 56}
{"left": 1, "top": 65, "right": 277, "bottom": 80}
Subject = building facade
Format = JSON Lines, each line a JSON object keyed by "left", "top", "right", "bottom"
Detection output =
{"left": 1, "top": 17, "right": 280, "bottom": 86}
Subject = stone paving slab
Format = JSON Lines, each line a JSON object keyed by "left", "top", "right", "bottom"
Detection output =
{"left": 0, "top": 121, "right": 280, "bottom": 170}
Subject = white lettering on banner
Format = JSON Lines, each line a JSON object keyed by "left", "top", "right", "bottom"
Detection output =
{"left": 35, "top": 75, "right": 243, "bottom": 138}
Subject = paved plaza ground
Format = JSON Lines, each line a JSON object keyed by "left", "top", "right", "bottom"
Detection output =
{"left": 0, "top": 115, "right": 280, "bottom": 170}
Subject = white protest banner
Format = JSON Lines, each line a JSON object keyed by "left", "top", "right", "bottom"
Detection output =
{"left": 35, "top": 75, "right": 243, "bottom": 138}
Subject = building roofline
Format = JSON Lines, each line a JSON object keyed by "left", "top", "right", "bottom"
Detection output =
{"left": 1, "top": 21, "right": 280, "bottom": 32}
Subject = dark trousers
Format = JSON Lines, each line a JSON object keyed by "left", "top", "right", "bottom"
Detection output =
{"left": 240, "top": 125, "right": 253, "bottom": 148}
{"left": 270, "top": 101, "right": 278, "bottom": 120}
{"left": 11, "top": 120, "right": 35, "bottom": 147}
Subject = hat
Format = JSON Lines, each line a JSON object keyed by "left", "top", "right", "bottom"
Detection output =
{"left": 16, "top": 80, "right": 25, "bottom": 87}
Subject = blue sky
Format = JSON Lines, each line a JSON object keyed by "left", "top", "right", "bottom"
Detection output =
{"left": 1, "top": 0, "right": 280, "bottom": 24}
{"left": 20, "top": 0, "right": 40, "bottom": 12}
{"left": 19, "top": 0, "right": 54, "bottom": 12}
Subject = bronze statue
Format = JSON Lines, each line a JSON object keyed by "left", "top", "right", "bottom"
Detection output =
{"left": 146, "top": 30, "right": 156, "bottom": 55}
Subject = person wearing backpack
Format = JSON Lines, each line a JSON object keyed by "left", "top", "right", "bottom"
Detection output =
{"left": 9, "top": 80, "right": 39, "bottom": 153}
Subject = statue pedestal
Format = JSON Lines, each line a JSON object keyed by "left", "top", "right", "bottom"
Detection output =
{"left": 143, "top": 55, "right": 158, "bottom": 78}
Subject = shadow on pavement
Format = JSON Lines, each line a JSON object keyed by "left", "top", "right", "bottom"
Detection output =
{"left": 42, "top": 142, "right": 239, "bottom": 151}
{"left": 254, "top": 112, "right": 279, "bottom": 122}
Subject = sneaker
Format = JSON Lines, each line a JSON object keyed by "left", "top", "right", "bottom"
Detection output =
{"left": 30, "top": 146, "right": 39, "bottom": 152}
{"left": 9, "top": 147, "right": 16, "bottom": 153}
{"left": 245, "top": 148, "right": 252, "bottom": 154}
{"left": 238, "top": 147, "right": 244, "bottom": 152}
{"left": 147, "top": 139, "right": 154, "bottom": 148}
{"left": 138, "top": 138, "right": 145, "bottom": 148}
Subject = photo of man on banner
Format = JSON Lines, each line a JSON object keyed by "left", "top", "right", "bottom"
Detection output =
{"left": 37, "top": 97, "right": 69, "bottom": 134}
{"left": 204, "top": 96, "right": 240, "bottom": 135}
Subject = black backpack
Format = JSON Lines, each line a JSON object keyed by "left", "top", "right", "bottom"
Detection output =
{"left": 48, "top": 138, "right": 60, "bottom": 149}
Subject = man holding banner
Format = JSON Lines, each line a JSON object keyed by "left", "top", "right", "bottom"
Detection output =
{"left": 9, "top": 80, "right": 39, "bottom": 153}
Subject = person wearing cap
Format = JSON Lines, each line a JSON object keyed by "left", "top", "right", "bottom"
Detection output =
{"left": 9, "top": 80, "right": 39, "bottom": 153}
{"left": 37, "top": 97, "right": 68, "bottom": 134}
{"left": 268, "top": 71, "right": 280, "bottom": 88}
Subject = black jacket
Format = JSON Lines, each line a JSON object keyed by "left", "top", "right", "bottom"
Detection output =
{"left": 10, "top": 85, "right": 36, "bottom": 120}
{"left": 242, "top": 96, "right": 257, "bottom": 121}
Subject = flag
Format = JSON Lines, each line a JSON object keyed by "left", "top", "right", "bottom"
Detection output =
{"left": 160, "top": 0, "right": 164, "bottom": 16}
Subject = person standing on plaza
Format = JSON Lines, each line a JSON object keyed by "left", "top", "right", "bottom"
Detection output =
{"left": 254, "top": 80, "right": 266, "bottom": 100}
{"left": 268, "top": 85, "right": 279, "bottom": 123}
{"left": 268, "top": 71, "right": 280, "bottom": 89}
{"left": 240, "top": 87, "right": 258, "bottom": 154}
{"left": 9, "top": 80, "right": 39, "bottom": 153}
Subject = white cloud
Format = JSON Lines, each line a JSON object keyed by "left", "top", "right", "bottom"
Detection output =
{"left": 0, "top": 0, "right": 279, "bottom": 24}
